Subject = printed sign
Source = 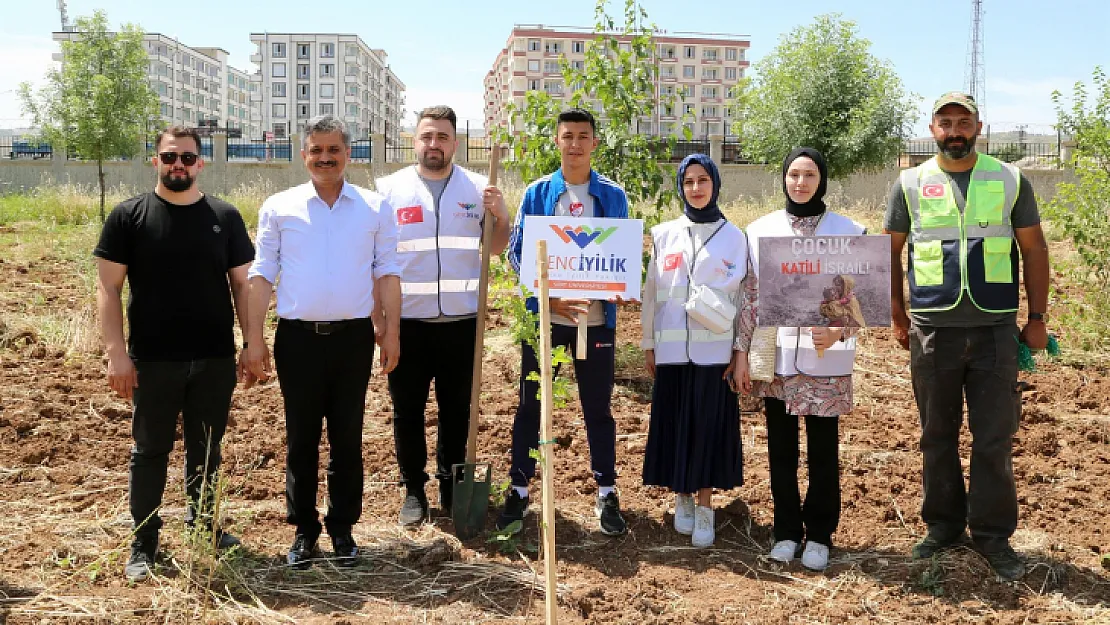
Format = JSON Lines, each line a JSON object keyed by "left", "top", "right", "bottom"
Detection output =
{"left": 756, "top": 235, "right": 891, "bottom": 327}
{"left": 520, "top": 216, "right": 644, "bottom": 301}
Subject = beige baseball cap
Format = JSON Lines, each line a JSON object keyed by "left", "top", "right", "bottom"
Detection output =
{"left": 932, "top": 91, "right": 979, "bottom": 115}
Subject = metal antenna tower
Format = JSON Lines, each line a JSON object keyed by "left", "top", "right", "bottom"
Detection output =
{"left": 964, "top": 0, "right": 986, "bottom": 118}
{"left": 57, "top": 0, "right": 72, "bottom": 31}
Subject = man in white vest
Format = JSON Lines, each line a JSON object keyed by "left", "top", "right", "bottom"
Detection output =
{"left": 375, "top": 106, "right": 510, "bottom": 526}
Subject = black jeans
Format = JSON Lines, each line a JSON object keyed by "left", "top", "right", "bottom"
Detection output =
{"left": 274, "top": 318, "right": 375, "bottom": 540}
{"left": 910, "top": 323, "right": 1021, "bottom": 548}
{"left": 388, "top": 317, "right": 476, "bottom": 493}
{"left": 765, "top": 398, "right": 841, "bottom": 547}
{"left": 510, "top": 324, "right": 617, "bottom": 488}
{"left": 130, "top": 357, "right": 237, "bottom": 540}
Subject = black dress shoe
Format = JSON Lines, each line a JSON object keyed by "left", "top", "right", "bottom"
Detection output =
{"left": 331, "top": 533, "right": 359, "bottom": 568}
{"left": 399, "top": 491, "right": 429, "bottom": 527}
{"left": 287, "top": 533, "right": 319, "bottom": 570}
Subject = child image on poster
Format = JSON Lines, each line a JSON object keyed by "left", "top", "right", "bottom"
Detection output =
{"left": 820, "top": 275, "right": 866, "bottom": 329}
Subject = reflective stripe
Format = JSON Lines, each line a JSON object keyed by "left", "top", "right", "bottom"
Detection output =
{"left": 913, "top": 227, "right": 962, "bottom": 242}
{"left": 440, "top": 279, "right": 479, "bottom": 293}
{"left": 965, "top": 225, "right": 1015, "bottom": 239}
{"left": 655, "top": 286, "right": 688, "bottom": 303}
{"left": 396, "top": 238, "right": 437, "bottom": 253}
{"left": 438, "top": 236, "right": 480, "bottom": 250}
{"left": 401, "top": 281, "right": 438, "bottom": 295}
{"left": 655, "top": 329, "right": 733, "bottom": 344}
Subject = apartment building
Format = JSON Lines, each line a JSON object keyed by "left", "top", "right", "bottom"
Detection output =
{"left": 52, "top": 32, "right": 263, "bottom": 138}
{"left": 484, "top": 25, "right": 750, "bottom": 139}
{"left": 249, "top": 33, "right": 405, "bottom": 145}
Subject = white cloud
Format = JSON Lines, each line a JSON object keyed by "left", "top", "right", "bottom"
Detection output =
{"left": 0, "top": 36, "right": 57, "bottom": 128}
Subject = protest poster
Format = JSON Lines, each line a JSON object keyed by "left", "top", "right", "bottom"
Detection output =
{"left": 757, "top": 235, "right": 891, "bottom": 327}
{"left": 520, "top": 216, "right": 644, "bottom": 302}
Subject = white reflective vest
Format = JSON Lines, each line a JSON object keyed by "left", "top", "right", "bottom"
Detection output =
{"left": 746, "top": 210, "right": 865, "bottom": 377}
{"left": 651, "top": 217, "right": 749, "bottom": 365}
{"left": 375, "top": 165, "right": 487, "bottom": 319}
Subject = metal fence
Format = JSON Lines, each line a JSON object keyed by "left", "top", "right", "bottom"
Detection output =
{"left": 349, "top": 138, "right": 372, "bottom": 163}
{"left": 226, "top": 137, "right": 293, "bottom": 162}
{"left": 901, "top": 137, "right": 1061, "bottom": 166}
{"left": 0, "top": 135, "right": 53, "bottom": 160}
{"left": 385, "top": 135, "right": 415, "bottom": 164}
{"left": 145, "top": 137, "right": 214, "bottom": 160}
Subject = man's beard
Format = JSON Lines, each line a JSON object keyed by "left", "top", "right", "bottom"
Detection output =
{"left": 161, "top": 171, "right": 195, "bottom": 192}
{"left": 937, "top": 134, "right": 976, "bottom": 160}
{"left": 419, "top": 150, "right": 450, "bottom": 172}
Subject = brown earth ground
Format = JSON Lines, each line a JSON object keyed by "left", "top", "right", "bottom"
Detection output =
{"left": 0, "top": 226, "right": 1108, "bottom": 624}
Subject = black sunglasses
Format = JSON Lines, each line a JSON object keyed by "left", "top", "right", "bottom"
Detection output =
{"left": 158, "top": 152, "right": 199, "bottom": 166}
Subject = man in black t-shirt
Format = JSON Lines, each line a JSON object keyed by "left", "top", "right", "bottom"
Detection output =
{"left": 93, "top": 126, "right": 256, "bottom": 583}
{"left": 883, "top": 92, "right": 1050, "bottom": 582}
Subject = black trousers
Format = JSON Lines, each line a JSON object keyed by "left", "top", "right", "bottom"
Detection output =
{"left": 274, "top": 318, "right": 375, "bottom": 540}
{"left": 388, "top": 317, "right": 477, "bottom": 492}
{"left": 765, "top": 398, "right": 841, "bottom": 547}
{"left": 130, "top": 357, "right": 237, "bottom": 540}
{"left": 510, "top": 324, "right": 617, "bottom": 488}
{"left": 910, "top": 323, "right": 1021, "bottom": 549}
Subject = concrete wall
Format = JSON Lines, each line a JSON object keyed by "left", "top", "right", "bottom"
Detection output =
{"left": 0, "top": 133, "right": 1075, "bottom": 207}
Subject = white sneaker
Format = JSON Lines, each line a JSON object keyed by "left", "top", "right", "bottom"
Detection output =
{"left": 769, "top": 539, "right": 799, "bottom": 563}
{"left": 673, "top": 494, "right": 695, "bottom": 536}
{"left": 801, "top": 541, "right": 830, "bottom": 571}
{"left": 691, "top": 505, "right": 715, "bottom": 548}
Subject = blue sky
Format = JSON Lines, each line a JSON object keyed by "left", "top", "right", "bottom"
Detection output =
{"left": 0, "top": 0, "right": 1104, "bottom": 136}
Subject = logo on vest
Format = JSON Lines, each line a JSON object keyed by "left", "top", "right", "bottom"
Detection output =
{"left": 397, "top": 206, "right": 424, "bottom": 225}
{"left": 922, "top": 184, "right": 946, "bottom": 198}
{"left": 716, "top": 258, "right": 736, "bottom": 278}
{"left": 453, "top": 201, "right": 481, "bottom": 220}
{"left": 549, "top": 224, "right": 618, "bottom": 249}
{"left": 663, "top": 253, "right": 683, "bottom": 272}
{"left": 569, "top": 201, "right": 585, "bottom": 217}
{"left": 212, "top": 225, "right": 221, "bottom": 234}
{"left": 458, "top": 202, "right": 476, "bottom": 210}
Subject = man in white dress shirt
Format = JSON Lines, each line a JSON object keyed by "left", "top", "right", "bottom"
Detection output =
{"left": 243, "top": 115, "right": 402, "bottom": 569}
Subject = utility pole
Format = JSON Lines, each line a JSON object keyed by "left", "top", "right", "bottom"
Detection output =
{"left": 965, "top": 0, "right": 986, "bottom": 120}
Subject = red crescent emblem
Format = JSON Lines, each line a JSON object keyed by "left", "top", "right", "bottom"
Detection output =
{"left": 922, "top": 184, "right": 945, "bottom": 198}
{"left": 397, "top": 205, "right": 424, "bottom": 225}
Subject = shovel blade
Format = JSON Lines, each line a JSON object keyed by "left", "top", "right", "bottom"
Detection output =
{"left": 451, "top": 462, "right": 492, "bottom": 540}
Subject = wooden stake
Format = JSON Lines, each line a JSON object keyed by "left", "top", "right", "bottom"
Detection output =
{"left": 576, "top": 312, "right": 588, "bottom": 360}
{"left": 536, "top": 239, "right": 559, "bottom": 625}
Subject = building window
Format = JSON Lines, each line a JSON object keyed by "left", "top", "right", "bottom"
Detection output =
{"left": 573, "top": 40, "right": 584, "bottom": 53}
{"left": 297, "top": 64, "right": 310, "bottom": 79}
{"left": 273, "top": 82, "right": 286, "bottom": 97}
{"left": 345, "top": 44, "right": 358, "bottom": 57}
{"left": 320, "top": 83, "right": 335, "bottom": 98}
{"left": 272, "top": 103, "right": 287, "bottom": 118}
{"left": 272, "top": 62, "right": 286, "bottom": 78}
{"left": 725, "top": 67, "right": 737, "bottom": 80}
{"left": 726, "top": 48, "right": 737, "bottom": 61}
{"left": 682, "top": 65, "right": 695, "bottom": 79}
{"left": 544, "top": 41, "right": 562, "bottom": 54}
{"left": 297, "top": 104, "right": 310, "bottom": 118}
{"left": 703, "top": 105, "right": 718, "bottom": 117}
{"left": 682, "top": 85, "right": 694, "bottom": 98}
{"left": 661, "top": 104, "right": 673, "bottom": 117}
{"left": 320, "top": 103, "right": 335, "bottom": 115}
{"left": 273, "top": 123, "right": 286, "bottom": 138}
{"left": 703, "top": 48, "right": 718, "bottom": 60}
{"left": 527, "top": 79, "right": 540, "bottom": 90}
{"left": 320, "top": 64, "right": 334, "bottom": 78}
{"left": 703, "top": 86, "right": 719, "bottom": 98}
{"left": 346, "top": 104, "right": 359, "bottom": 116}
{"left": 320, "top": 43, "right": 335, "bottom": 58}
{"left": 297, "top": 84, "right": 310, "bottom": 100}
{"left": 570, "top": 60, "right": 584, "bottom": 70}
{"left": 684, "top": 103, "right": 695, "bottom": 115}
{"left": 660, "top": 45, "right": 676, "bottom": 59}
{"left": 346, "top": 63, "right": 358, "bottom": 76}
{"left": 528, "top": 39, "right": 540, "bottom": 52}
{"left": 543, "top": 81, "right": 563, "bottom": 95}
{"left": 297, "top": 43, "right": 311, "bottom": 59}
{"left": 346, "top": 83, "right": 358, "bottom": 96}
{"left": 661, "top": 66, "right": 676, "bottom": 78}
{"left": 528, "top": 59, "right": 540, "bottom": 72}
{"left": 619, "top": 42, "right": 631, "bottom": 52}
{"left": 543, "top": 61, "right": 560, "bottom": 74}
{"left": 660, "top": 85, "right": 675, "bottom": 97}
{"left": 703, "top": 68, "right": 719, "bottom": 80}
{"left": 684, "top": 46, "right": 695, "bottom": 59}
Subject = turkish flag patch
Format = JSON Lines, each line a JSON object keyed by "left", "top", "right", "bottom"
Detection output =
{"left": 396, "top": 205, "right": 424, "bottom": 225}
{"left": 569, "top": 201, "right": 585, "bottom": 216}
{"left": 922, "top": 184, "right": 945, "bottom": 198}
{"left": 663, "top": 253, "right": 683, "bottom": 271}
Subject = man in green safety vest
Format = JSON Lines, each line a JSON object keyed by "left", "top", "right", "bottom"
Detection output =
{"left": 884, "top": 92, "right": 1050, "bottom": 581}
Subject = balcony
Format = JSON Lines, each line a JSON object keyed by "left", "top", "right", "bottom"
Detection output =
{"left": 250, "top": 53, "right": 263, "bottom": 64}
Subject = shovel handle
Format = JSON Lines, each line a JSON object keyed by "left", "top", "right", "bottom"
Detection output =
{"left": 464, "top": 150, "right": 499, "bottom": 466}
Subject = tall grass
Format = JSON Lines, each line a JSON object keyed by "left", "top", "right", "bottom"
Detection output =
{"left": 0, "top": 182, "right": 136, "bottom": 225}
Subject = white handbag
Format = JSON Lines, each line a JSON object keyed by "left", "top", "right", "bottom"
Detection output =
{"left": 684, "top": 284, "right": 736, "bottom": 335}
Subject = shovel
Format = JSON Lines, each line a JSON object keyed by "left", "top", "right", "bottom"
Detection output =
{"left": 451, "top": 152, "right": 499, "bottom": 539}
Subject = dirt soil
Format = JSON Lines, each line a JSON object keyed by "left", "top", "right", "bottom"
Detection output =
{"left": 0, "top": 251, "right": 1108, "bottom": 624}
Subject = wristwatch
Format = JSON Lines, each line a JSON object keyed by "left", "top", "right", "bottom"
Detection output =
{"left": 1028, "top": 313, "right": 1045, "bottom": 322}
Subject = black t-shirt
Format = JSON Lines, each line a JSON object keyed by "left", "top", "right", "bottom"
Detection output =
{"left": 884, "top": 167, "right": 1040, "bottom": 327}
{"left": 93, "top": 192, "right": 256, "bottom": 360}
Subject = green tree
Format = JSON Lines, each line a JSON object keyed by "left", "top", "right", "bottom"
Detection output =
{"left": 494, "top": 0, "right": 681, "bottom": 224}
{"left": 729, "top": 14, "right": 918, "bottom": 179}
{"left": 1046, "top": 67, "right": 1110, "bottom": 285}
{"left": 19, "top": 10, "right": 158, "bottom": 220}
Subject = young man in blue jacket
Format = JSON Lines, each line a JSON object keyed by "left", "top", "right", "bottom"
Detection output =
{"left": 497, "top": 108, "right": 631, "bottom": 536}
